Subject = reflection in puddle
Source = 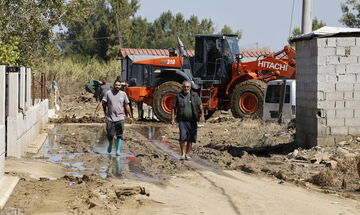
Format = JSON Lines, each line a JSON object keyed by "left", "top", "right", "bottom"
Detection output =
{"left": 110, "top": 154, "right": 161, "bottom": 182}
{"left": 147, "top": 126, "right": 157, "bottom": 139}
{"left": 115, "top": 157, "right": 121, "bottom": 175}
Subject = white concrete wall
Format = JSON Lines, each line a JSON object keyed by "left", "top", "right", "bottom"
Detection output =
{"left": 15, "top": 100, "right": 48, "bottom": 157}
{"left": 0, "top": 66, "right": 6, "bottom": 177}
{"left": 6, "top": 66, "right": 49, "bottom": 158}
{"left": 26, "top": 68, "right": 32, "bottom": 109}
{"left": 6, "top": 70, "right": 19, "bottom": 157}
{"left": 6, "top": 98, "right": 48, "bottom": 158}
{"left": 19, "top": 67, "right": 26, "bottom": 110}
{"left": 0, "top": 125, "right": 4, "bottom": 176}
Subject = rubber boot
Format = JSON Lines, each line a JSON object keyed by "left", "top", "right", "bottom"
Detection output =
{"left": 107, "top": 137, "right": 113, "bottom": 153}
{"left": 116, "top": 138, "right": 122, "bottom": 156}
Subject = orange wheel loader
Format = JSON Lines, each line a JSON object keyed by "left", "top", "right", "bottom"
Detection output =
{"left": 124, "top": 34, "right": 296, "bottom": 122}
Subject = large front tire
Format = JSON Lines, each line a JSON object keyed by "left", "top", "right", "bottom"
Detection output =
{"left": 231, "top": 80, "right": 266, "bottom": 119}
{"left": 153, "top": 81, "right": 182, "bottom": 122}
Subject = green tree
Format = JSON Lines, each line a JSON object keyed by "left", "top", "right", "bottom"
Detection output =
{"left": 145, "top": 11, "right": 215, "bottom": 50}
{"left": 127, "top": 17, "right": 152, "bottom": 48}
{"left": 60, "top": 0, "right": 140, "bottom": 61}
{"left": 220, "top": 25, "right": 242, "bottom": 39}
{"left": 0, "top": 37, "right": 20, "bottom": 65}
{"left": 291, "top": 17, "right": 326, "bottom": 36}
{"left": 340, "top": 0, "right": 360, "bottom": 27}
{"left": 59, "top": 0, "right": 112, "bottom": 61}
{"left": 0, "top": 0, "right": 63, "bottom": 66}
{"left": 108, "top": 0, "right": 140, "bottom": 57}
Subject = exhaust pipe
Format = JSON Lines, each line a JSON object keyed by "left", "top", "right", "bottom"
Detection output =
{"left": 177, "top": 36, "right": 185, "bottom": 56}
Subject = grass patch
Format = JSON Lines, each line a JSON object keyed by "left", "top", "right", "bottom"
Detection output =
{"left": 33, "top": 57, "right": 121, "bottom": 95}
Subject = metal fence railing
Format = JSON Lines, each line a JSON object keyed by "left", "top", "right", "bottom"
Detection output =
{"left": 32, "top": 73, "right": 47, "bottom": 105}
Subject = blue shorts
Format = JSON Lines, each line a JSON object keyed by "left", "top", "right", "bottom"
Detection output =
{"left": 179, "top": 120, "right": 197, "bottom": 142}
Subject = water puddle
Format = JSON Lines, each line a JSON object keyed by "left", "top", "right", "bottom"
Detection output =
{"left": 32, "top": 124, "right": 158, "bottom": 181}
{"left": 32, "top": 124, "right": 221, "bottom": 182}
{"left": 0, "top": 207, "right": 24, "bottom": 215}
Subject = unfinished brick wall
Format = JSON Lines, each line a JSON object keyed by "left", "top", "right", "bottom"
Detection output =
{"left": 296, "top": 36, "right": 360, "bottom": 147}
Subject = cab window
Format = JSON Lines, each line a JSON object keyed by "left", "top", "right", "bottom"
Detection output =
{"left": 265, "top": 85, "right": 290, "bottom": 103}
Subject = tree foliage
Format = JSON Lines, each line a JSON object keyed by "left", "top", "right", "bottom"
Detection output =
{"left": 340, "top": 0, "right": 360, "bottom": 27}
{"left": 0, "top": 0, "right": 243, "bottom": 64}
{"left": 220, "top": 25, "right": 242, "bottom": 39}
{"left": 59, "top": 0, "right": 140, "bottom": 61}
{"left": 0, "top": 0, "right": 63, "bottom": 65}
{"left": 60, "top": 8, "right": 242, "bottom": 57}
{"left": 0, "top": 37, "right": 20, "bottom": 65}
{"left": 143, "top": 11, "right": 216, "bottom": 50}
{"left": 291, "top": 17, "right": 326, "bottom": 36}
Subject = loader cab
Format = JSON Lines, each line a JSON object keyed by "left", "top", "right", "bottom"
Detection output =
{"left": 193, "top": 34, "right": 240, "bottom": 85}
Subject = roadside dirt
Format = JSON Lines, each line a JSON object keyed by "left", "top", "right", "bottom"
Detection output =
{"left": 3, "top": 95, "right": 360, "bottom": 214}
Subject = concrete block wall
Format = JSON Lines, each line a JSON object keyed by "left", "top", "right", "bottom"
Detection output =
{"left": 296, "top": 36, "right": 360, "bottom": 147}
{"left": 296, "top": 39, "right": 319, "bottom": 148}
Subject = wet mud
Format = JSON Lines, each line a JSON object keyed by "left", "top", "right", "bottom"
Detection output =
{"left": 159, "top": 117, "right": 360, "bottom": 196}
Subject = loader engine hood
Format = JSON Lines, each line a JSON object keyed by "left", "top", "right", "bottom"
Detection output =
{"left": 133, "top": 56, "right": 184, "bottom": 68}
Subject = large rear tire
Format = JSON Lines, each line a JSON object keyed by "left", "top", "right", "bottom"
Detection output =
{"left": 231, "top": 80, "right": 266, "bottom": 119}
{"left": 153, "top": 81, "right": 182, "bottom": 122}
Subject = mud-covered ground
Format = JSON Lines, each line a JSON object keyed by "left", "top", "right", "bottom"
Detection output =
{"left": 47, "top": 93, "right": 360, "bottom": 194}
{"left": 164, "top": 116, "right": 360, "bottom": 194}
{"left": 3, "top": 93, "right": 360, "bottom": 214}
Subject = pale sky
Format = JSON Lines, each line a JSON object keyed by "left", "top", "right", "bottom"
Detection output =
{"left": 137, "top": 0, "right": 346, "bottom": 51}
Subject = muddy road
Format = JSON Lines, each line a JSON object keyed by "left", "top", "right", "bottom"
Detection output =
{"left": 3, "top": 96, "right": 360, "bottom": 214}
{"left": 1, "top": 120, "right": 360, "bottom": 214}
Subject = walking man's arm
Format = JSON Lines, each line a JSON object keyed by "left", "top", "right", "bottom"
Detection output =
{"left": 125, "top": 104, "right": 133, "bottom": 118}
{"left": 196, "top": 94, "right": 205, "bottom": 122}
{"left": 94, "top": 101, "right": 102, "bottom": 116}
{"left": 199, "top": 104, "right": 205, "bottom": 122}
{"left": 171, "top": 94, "right": 178, "bottom": 125}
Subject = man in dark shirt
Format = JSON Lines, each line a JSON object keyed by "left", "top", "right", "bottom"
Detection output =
{"left": 94, "top": 77, "right": 113, "bottom": 115}
{"left": 171, "top": 81, "right": 204, "bottom": 160}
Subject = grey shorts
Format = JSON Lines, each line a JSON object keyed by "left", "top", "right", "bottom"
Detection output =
{"left": 106, "top": 120, "right": 124, "bottom": 139}
{"left": 179, "top": 120, "right": 197, "bottom": 142}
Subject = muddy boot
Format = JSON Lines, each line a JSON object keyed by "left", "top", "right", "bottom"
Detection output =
{"left": 107, "top": 137, "right": 113, "bottom": 153}
{"left": 116, "top": 138, "right": 122, "bottom": 156}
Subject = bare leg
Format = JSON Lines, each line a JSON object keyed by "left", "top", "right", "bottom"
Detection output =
{"left": 185, "top": 142, "right": 192, "bottom": 156}
{"left": 179, "top": 141, "right": 186, "bottom": 156}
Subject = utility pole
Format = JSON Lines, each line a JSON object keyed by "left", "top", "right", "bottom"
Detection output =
{"left": 115, "top": 11, "right": 123, "bottom": 80}
{"left": 301, "top": 0, "right": 312, "bottom": 34}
